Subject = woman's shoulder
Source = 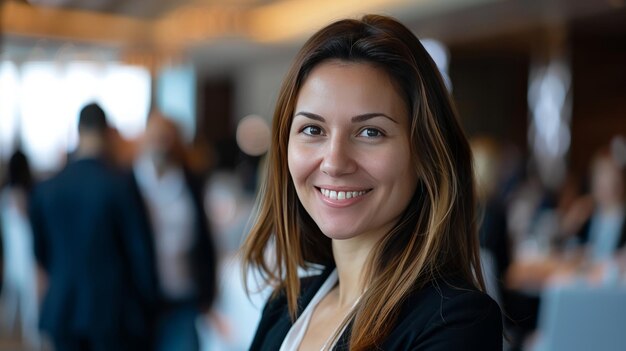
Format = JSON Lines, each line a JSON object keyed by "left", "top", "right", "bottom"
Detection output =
{"left": 406, "top": 276, "right": 500, "bottom": 315}
{"left": 384, "top": 277, "right": 503, "bottom": 350}
{"left": 249, "top": 268, "right": 333, "bottom": 351}
{"left": 419, "top": 277, "right": 500, "bottom": 323}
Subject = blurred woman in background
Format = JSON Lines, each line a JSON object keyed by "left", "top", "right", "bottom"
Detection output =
{"left": 0, "top": 149, "right": 39, "bottom": 348}
{"left": 130, "top": 113, "right": 217, "bottom": 351}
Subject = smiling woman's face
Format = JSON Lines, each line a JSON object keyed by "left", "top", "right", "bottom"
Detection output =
{"left": 288, "top": 60, "right": 418, "bottom": 243}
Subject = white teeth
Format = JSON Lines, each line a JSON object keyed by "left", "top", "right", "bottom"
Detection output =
{"left": 319, "top": 188, "right": 368, "bottom": 200}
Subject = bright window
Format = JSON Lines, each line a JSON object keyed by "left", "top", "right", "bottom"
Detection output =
{"left": 0, "top": 60, "right": 151, "bottom": 173}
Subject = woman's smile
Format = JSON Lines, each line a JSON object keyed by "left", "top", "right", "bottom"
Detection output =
{"left": 315, "top": 186, "right": 373, "bottom": 208}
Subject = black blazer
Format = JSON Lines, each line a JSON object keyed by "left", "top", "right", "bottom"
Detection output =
{"left": 29, "top": 158, "right": 158, "bottom": 339}
{"left": 250, "top": 267, "right": 503, "bottom": 350}
{"left": 127, "top": 168, "right": 217, "bottom": 310}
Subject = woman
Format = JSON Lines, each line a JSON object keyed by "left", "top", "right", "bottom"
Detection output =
{"left": 0, "top": 150, "right": 40, "bottom": 348}
{"left": 130, "top": 113, "right": 217, "bottom": 351}
{"left": 242, "top": 14, "right": 502, "bottom": 350}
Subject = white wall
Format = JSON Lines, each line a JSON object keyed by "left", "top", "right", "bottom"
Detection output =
{"left": 233, "top": 56, "right": 294, "bottom": 123}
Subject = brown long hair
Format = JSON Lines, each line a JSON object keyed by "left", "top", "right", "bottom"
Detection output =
{"left": 241, "top": 14, "right": 483, "bottom": 350}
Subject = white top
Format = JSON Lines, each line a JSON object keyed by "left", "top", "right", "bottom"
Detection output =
{"left": 588, "top": 207, "right": 625, "bottom": 262}
{"left": 0, "top": 187, "right": 36, "bottom": 289}
{"left": 279, "top": 269, "right": 341, "bottom": 351}
{"left": 134, "top": 156, "right": 197, "bottom": 299}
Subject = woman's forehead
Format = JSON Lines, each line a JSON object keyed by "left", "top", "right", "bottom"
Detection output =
{"left": 294, "top": 61, "right": 409, "bottom": 121}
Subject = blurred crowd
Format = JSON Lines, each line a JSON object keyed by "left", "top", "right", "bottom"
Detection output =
{"left": 0, "top": 102, "right": 625, "bottom": 351}
{"left": 472, "top": 135, "right": 626, "bottom": 350}
{"left": 0, "top": 103, "right": 266, "bottom": 351}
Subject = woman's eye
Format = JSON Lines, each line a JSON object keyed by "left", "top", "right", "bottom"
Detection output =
{"left": 302, "top": 125, "right": 323, "bottom": 136}
{"left": 358, "top": 128, "right": 384, "bottom": 138}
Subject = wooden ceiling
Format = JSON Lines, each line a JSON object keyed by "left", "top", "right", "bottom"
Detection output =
{"left": 1, "top": 0, "right": 624, "bottom": 70}
{"left": 20, "top": 0, "right": 216, "bottom": 19}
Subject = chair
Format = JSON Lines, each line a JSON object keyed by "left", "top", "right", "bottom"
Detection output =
{"left": 533, "top": 283, "right": 626, "bottom": 351}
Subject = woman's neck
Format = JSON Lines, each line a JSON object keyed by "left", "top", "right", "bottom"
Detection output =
{"left": 331, "top": 237, "right": 377, "bottom": 308}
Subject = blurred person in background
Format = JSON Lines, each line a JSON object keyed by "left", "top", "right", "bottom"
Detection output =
{"left": 202, "top": 170, "right": 269, "bottom": 351}
{"left": 28, "top": 103, "right": 158, "bottom": 351}
{"left": 561, "top": 146, "right": 626, "bottom": 280}
{"left": 554, "top": 172, "right": 588, "bottom": 245}
{"left": 129, "top": 112, "right": 217, "bottom": 351}
{"left": 505, "top": 144, "right": 626, "bottom": 349}
{"left": 474, "top": 137, "right": 547, "bottom": 350}
{"left": 0, "top": 149, "right": 40, "bottom": 348}
{"left": 503, "top": 165, "right": 570, "bottom": 350}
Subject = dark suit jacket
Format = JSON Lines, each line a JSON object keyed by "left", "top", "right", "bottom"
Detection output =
{"left": 127, "top": 168, "right": 217, "bottom": 310}
{"left": 250, "top": 267, "right": 503, "bottom": 350}
{"left": 29, "top": 158, "right": 158, "bottom": 340}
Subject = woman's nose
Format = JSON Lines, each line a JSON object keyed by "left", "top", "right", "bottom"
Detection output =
{"left": 320, "top": 136, "right": 357, "bottom": 177}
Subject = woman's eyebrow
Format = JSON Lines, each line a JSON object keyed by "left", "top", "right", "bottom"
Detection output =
{"left": 294, "top": 111, "right": 325, "bottom": 122}
{"left": 351, "top": 113, "right": 398, "bottom": 124}
{"left": 294, "top": 111, "right": 398, "bottom": 124}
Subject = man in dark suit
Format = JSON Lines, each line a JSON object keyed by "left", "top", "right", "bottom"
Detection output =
{"left": 29, "top": 103, "right": 158, "bottom": 351}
